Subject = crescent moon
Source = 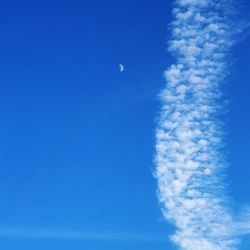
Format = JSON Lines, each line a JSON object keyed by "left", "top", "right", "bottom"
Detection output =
{"left": 119, "top": 64, "right": 124, "bottom": 72}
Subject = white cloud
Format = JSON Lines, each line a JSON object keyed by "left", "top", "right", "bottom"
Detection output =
{"left": 155, "top": 0, "right": 246, "bottom": 249}
{"left": 0, "top": 226, "right": 168, "bottom": 243}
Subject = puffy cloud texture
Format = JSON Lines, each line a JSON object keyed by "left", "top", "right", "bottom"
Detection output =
{"left": 155, "top": 0, "right": 247, "bottom": 249}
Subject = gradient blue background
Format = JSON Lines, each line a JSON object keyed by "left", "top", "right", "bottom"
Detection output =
{"left": 0, "top": 0, "right": 249, "bottom": 249}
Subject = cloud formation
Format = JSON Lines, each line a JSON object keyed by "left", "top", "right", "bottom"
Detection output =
{"left": 155, "top": 0, "right": 249, "bottom": 249}
{"left": 0, "top": 226, "right": 167, "bottom": 243}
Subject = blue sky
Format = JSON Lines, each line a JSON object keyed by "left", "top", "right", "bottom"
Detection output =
{"left": 0, "top": 0, "right": 249, "bottom": 249}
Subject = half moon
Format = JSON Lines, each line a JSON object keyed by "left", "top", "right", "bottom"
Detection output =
{"left": 119, "top": 64, "right": 124, "bottom": 72}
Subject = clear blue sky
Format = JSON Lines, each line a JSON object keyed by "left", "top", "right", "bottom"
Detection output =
{"left": 0, "top": 0, "right": 249, "bottom": 249}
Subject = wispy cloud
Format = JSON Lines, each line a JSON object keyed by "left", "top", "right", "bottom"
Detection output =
{"left": 155, "top": 0, "right": 249, "bottom": 249}
{"left": 233, "top": 207, "right": 250, "bottom": 236}
{"left": 0, "top": 226, "right": 167, "bottom": 243}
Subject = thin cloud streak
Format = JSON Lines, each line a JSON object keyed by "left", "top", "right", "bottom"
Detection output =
{"left": 155, "top": 0, "right": 248, "bottom": 249}
{"left": 0, "top": 226, "right": 168, "bottom": 242}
